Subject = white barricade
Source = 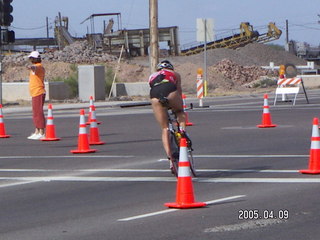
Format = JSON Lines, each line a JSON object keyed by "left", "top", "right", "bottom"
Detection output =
{"left": 273, "top": 77, "right": 302, "bottom": 105}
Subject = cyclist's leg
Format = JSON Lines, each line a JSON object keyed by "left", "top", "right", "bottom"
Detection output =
{"left": 150, "top": 98, "right": 172, "bottom": 159}
{"left": 167, "top": 90, "right": 186, "bottom": 130}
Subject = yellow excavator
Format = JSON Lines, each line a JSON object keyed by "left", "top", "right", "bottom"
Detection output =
{"left": 180, "top": 22, "right": 282, "bottom": 56}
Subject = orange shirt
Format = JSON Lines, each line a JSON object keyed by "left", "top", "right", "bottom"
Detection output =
{"left": 29, "top": 63, "right": 46, "bottom": 97}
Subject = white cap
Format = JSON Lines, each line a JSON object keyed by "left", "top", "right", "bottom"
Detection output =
{"left": 28, "top": 51, "right": 40, "bottom": 58}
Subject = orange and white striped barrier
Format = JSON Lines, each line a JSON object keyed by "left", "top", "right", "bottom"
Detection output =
{"left": 257, "top": 94, "right": 277, "bottom": 128}
{"left": 197, "top": 68, "right": 204, "bottom": 107}
{"left": 182, "top": 94, "right": 193, "bottom": 126}
{"left": 89, "top": 106, "right": 105, "bottom": 145}
{"left": 300, "top": 118, "right": 320, "bottom": 174}
{"left": 41, "top": 104, "right": 61, "bottom": 141}
{"left": 0, "top": 104, "right": 10, "bottom": 138}
{"left": 165, "top": 138, "right": 206, "bottom": 209}
{"left": 274, "top": 77, "right": 302, "bottom": 105}
{"left": 71, "top": 109, "right": 96, "bottom": 154}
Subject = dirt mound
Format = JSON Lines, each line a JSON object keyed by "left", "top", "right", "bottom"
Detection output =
{"left": 2, "top": 42, "right": 309, "bottom": 95}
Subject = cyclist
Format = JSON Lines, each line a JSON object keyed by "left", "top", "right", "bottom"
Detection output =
{"left": 149, "top": 60, "right": 186, "bottom": 170}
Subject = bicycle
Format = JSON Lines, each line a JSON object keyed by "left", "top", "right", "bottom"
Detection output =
{"left": 159, "top": 97, "right": 196, "bottom": 177}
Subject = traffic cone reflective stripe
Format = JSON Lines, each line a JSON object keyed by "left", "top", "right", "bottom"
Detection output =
{"left": 89, "top": 106, "right": 105, "bottom": 145}
{"left": 257, "top": 94, "right": 277, "bottom": 128}
{"left": 71, "top": 109, "right": 96, "bottom": 154}
{"left": 86, "top": 96, "right": 101, "bottom": 125}
{"left": 300, "top": 118, "right": 320, "bottom": 174}
{"left": 182, "top": 94, "right": 193, "bottom": 126}
{"left": 41, "top": 104, "right": 60, "bottom": 141}
{"left": 165, "top": 138, "right": 206, "bottom": 209}
{"left": 0, "top": 104, "right": 10, "bottom": 138}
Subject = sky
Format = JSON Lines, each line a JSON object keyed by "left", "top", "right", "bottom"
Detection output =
{"left": 10, "top": 0, "right": 320, "bottom": 48}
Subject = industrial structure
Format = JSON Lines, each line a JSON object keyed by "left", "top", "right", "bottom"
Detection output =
{"left": 180, "top": 22, "right": 282, "bottom": 56}
{"left": 287, "top": 40, "right": 320, "bottom": 63}
{"left": 7, "top": 13, "right": 283, "bottom": 58}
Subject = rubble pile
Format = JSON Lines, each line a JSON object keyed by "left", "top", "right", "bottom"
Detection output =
{"left": 211, "top": 59, "right": 275, "bottom": 85}
{"left": 2, "top": 40, "right": 117, "bottom": 66}
{"left": 44, "top": 41, "right": 117, "bottom": 63}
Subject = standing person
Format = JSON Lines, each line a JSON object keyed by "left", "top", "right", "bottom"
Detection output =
{"left": 149, "top": 60, "right": 186, "bottom": 170}
{"left": 27, "top": 51, "right": 46, "bottom": 140}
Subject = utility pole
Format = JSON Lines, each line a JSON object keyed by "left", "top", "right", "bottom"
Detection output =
{"left": 285, "top": 19, "right": 289, "bottom": 44}
{"left": 149, "top": 0, "right": 159, "bottom": 73}
{"left": 204, "top": 19, "right": 208, "bottom": 97}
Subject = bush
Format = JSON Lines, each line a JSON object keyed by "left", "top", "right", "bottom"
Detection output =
{"left": 105, "top": 66, "right": 117, "bottom": 95}
{"left": 52, "top": 64, "right": 78, "bottom": 98}
{"left": 252, "top": 77, "right": 277, "bottom": 88}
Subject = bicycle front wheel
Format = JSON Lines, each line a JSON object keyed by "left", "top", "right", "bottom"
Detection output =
{"left": 169, "top": 130, "right": 179, "bottom": 177}
{"left": 188, "top": 148, "right": 196, "bottom": 177}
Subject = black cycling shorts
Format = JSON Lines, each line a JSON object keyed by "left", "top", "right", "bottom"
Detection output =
{"left": 150, "top": 82, "right": 177, "bottom": 99}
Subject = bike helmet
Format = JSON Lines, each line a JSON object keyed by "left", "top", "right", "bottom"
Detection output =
{"left": 156, "top": 60, "right": 174, "bottom": 71}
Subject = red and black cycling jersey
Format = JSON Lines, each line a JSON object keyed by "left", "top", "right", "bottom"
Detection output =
{"left": 149, "top": 69, "right": 177, "bottom": 88}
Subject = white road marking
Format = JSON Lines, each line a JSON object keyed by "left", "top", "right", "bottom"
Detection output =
{"left": 159, "top": 154, "right": 308, "bottom": 162}
{"left": 0, "top": 176, "right": 319, "bottom": 184}
{"left": 118, "top": 209, "right": 178, "bottom": 221}
{"left": 0, "top": 154, "right": 307, "bottom": 161}
{"left": 0, "top": 168, "right": 298, "bottom": 173}
{"left": 0, "top": 155, "right": 134, "bottom": 159}
{"left": 0, "top": 181, "right": 39, "bottom": 188}
{"left": 0, "top": 176, "right": 176, "bottom": 182}
{"left": 197, "top": 169, "right": 298, "bottom": 173}
{"left": 198, "top": 178, "right": 320, "bottom": 183}
{"left": 0, "top": 168, "right": 170, "bottom": 172}
{"left": 117, "top": 195, "right": 246, "bottom": 221}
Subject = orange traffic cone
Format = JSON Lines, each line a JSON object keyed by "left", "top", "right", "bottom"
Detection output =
{"left": 182, "top": 94, "right": 193, "bottom": 126}
{"left": 41, "top": 104, "right": 61, "bottom": 141}
{"left": 257, "top": 94, "right": 277, "bottom": 128}
{"left": 300, "top": 118, "right": 320, "bottom": 174}
{"left": 71, "top": 109, "right": 96, "bottom": 154}
{"left": 165, "top": 138, "right": 206, "bottom": 209}
{"left": 86, "top": 96, "right": 101, "bottom": 125}
{"left": 0, "top": 104, "right": 10, "bottom": 138}
{"left": 89, "top": 106, "right": 105, "bottom": 145}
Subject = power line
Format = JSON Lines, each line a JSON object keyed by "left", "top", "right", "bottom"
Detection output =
{"left": 11, "top": 23, "right": 53, "bottom": 31}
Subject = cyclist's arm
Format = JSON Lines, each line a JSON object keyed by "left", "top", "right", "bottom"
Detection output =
{"left": 175, "top": 72, "right": 182, "bottom": 95}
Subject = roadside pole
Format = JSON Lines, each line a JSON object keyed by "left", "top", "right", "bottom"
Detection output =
{"left": 196, "top": 18, "right": 213, "bottom": 98}
{"left": 204, "top": 19, "right": 207, "bottom": 97}
{"left": 0, "top": 61, "right": 2, "bottom": 105}
{"left": 149, "top": 0, "right": 159, "bottom": 73}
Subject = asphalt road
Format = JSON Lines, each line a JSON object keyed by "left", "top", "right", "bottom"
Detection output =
{"left": 1, "top": 90, "right": 320, "bottom": 240}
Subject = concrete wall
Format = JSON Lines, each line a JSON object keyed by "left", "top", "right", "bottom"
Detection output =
{"left": 2, "top": 82, "right": 71, "bottom": 102}
{"left": 298, "top": 75, "right": 320, "bottom": 88}
{"left": 112, "top": 82, "right": 150, "bottom": 97}
{"left": 2, "top": 75, "right": 320, "bottom": 101}
{"left": 78, "top": 65, "right": 106, "bottom": 101}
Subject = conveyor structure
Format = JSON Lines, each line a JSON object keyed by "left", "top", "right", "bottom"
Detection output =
{"left": 180, "top": 22, "right": 282, "bottom": 56}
